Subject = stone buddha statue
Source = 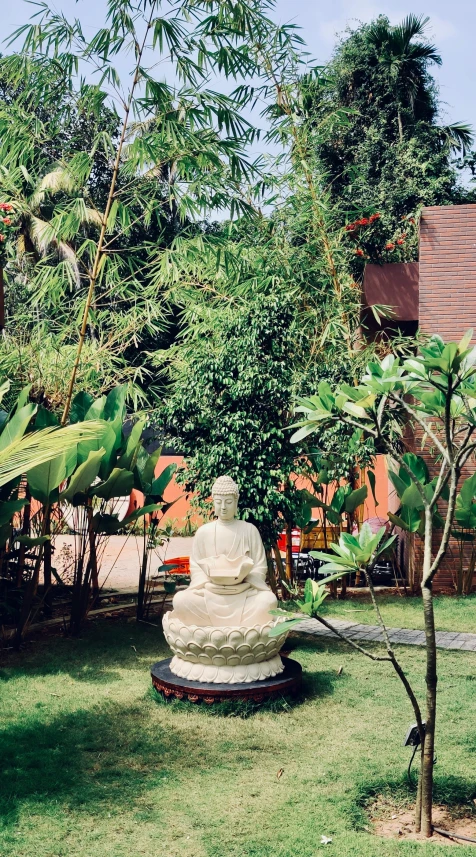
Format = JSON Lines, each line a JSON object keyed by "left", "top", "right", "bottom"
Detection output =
{"left": 163, "top": 475, "right": 288, "bottom": 684}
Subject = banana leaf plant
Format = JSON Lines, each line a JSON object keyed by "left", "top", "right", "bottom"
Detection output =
{"left": 56, "top": 385, "right": 178, "bottom": 631}
{"left": 0, "top": 382, "right": 104, "bottom": 640}
{"left": 131, "top": 446, "right": 178, "bottom": 621}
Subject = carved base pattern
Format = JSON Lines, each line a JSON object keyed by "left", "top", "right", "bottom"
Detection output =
{"left": 151, "top": 657, "right": 302, "bottom": 704}
{"left": 162, "top": 612, "right": 289, "bottom": 684}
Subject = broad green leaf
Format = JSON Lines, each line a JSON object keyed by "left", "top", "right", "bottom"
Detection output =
{"left": 310, "top": 551, "right": 354, "bottom": 566}
{"left": 13, "top": 385, "right": 32, "bottom": 413}
{"left": 344, "top": 485, "right": 367, "bottom": 513}
{"left": 35, "top": 406, "right": 59, "bottom": 429}
{"left": 150, "top": 462, "right": 177, "bottom": 499}
{"left": 117, "top": 418, "right": 146, "bottom": 470}
{"left": 459, "top": 472, "right": 476, "bottom": 508}
{"left": 0, "top": 403, "right": 36, "bottom": 453}
{"left": 268, "top": 618, "right": 305, "bottom": 637}
{"left": 84, "top": 396, "right": 107, "bottom": 421}
{"left": 77, "top": 422, "right": 115, "bottom": 469}
{"left": 70, "top": 391, "right": 94, "bottom": 424}
{"left": 91, "top": 468, "right": 134, "bottom": 500}
{"left": 401, "top": 453, "right": 429, "bottom": 484}
{"left": 60, "top": 448, "right": 105, "bottom": 502}
{"left": 28, "top": 454, "right": 68, "bottom": 504}
{"left": 0, "top": 498, "right": 28, "bottom": 526}
{"left": 0, "top": 522, "right": 10, "bottom": 547}
{"left": 103, "top": 385, "right": 126, "bottom": 422}
{"left": 290, "top": 423, "right": 320, "bottom": 444}
{"left": 388, "top": 468, "right": 409, "bottom": 498}
{"left": 120, "top": 503, "right": 164, "bottom": 525}
{"left": 16, "top": 535, "right": 50, "bottom": 546}
{"left": 400, "top": 482, "right": 425, "bottom": 510}
{"left": 458, "top": 329, "right": 473, "bottom": 354}
{"left": 137, "top": 445, "right": 163, "bottom": 491}
{"left": 92, "top": 513, "right": 122, "bottom": 534}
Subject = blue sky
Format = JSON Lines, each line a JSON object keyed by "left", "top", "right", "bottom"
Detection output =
{"left": 1, "top": 0, "right": 474, "bottom": 133}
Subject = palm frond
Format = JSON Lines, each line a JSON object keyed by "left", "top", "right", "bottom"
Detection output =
{"left": 0, "top": 421, "right": 106, "bottom": 487}
{"left": 439, "top": 122, "right": 474, "bottom": 155}
{"left": 29, "top": 166, "right": 79, "bottom": 210}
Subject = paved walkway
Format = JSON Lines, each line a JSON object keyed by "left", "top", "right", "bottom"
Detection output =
{"left": 296, "top": 618, "right": 476, "bottom": 651}
{"left": 54, "top": 534, "right": 194, "bottom": 591}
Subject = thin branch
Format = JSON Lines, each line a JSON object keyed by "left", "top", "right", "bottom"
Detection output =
{"left": 313, "top": 614, "right": 391, "bottom": 661}
{"left": 389, "top": 393, "right": 450, "bottom": 463}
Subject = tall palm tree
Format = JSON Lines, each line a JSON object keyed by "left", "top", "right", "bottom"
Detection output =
{"left": 367, "top": 14, "right": 442, "bottom": 142}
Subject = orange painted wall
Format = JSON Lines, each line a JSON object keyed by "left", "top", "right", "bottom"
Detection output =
{"left": 128, "top": 456, "right": 202, "bottom": 526}
{"left": 130, "top": 454, "right": 391, "bottom": 527}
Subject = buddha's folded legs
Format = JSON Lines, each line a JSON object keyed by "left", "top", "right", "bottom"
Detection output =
{"left": 172, "top": 587, "right": 277, "bottom": 627}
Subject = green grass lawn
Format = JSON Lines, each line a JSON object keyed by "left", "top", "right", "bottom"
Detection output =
{"left": 2, "top": 619, "right": 476, "bottom": 857}
{"left": 320, "top": 592, "right": 476, "bottom": 633}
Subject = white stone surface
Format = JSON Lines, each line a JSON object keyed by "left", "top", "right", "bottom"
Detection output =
{"left": 163, "top": 614, "right": 288, "bottom": 683}
{"left": 163, "top": 476, "right": 287, "bottom": 683}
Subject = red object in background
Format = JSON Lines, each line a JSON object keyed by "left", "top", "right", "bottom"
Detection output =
{"left": 165, "top": 556, "right": 190, "bottom": 574}
{"left": 277, "top": 529, "right": 301, "bottom": 553}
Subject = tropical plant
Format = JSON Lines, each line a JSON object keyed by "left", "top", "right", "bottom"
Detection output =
{"left": 2, "top": 0, "right": 280, "bottom": 420}
{"left": 291, "top": 331, "right": 476, "bottom": 837}
{"left": 303, "top": 14, "right": 475, "bottom": 268}
{"left": 366, "top": 15, "right": 442, "bottom": 142}
{"left": 450, "top": 472, "right": 476, "bottom": 595}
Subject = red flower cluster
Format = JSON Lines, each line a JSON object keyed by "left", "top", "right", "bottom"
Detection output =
{"left": 355, "top": 248, "right": 365, "bottom": 257}
{"left": 0, "top": 203, "right": 15, "bottom": 259}
{"left": 345, "top": 212, "right": 381, "bottom": 232}
{"left": 385, "top": 242, "right": 395, "bottom": 250}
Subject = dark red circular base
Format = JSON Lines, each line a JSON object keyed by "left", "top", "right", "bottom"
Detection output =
{"left": 151, "top": 656, "right": 302, "bottom": 704}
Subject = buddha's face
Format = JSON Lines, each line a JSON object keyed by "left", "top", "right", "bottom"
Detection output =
{"left": 213, "top": 493, "right": 238, "bottom": 522}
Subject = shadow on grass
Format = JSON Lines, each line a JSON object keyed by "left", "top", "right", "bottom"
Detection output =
{"left": 0, "top": 621, "right": 171, "bottom": 684}
{"left": 0, "top": 700, "right": 180, "bottom": 828}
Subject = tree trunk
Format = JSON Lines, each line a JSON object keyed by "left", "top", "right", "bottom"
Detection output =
{"left": 417, "top": 507, "right": 437, "bottom": 837}
{"left": 88, "top": 501, "right": 99, "bottom": 603}
{"left": 137, "top": 519, "right": 148, "bottom": 621}
{"left": 397, "top": 109, "right": 403, "bottom": 143}
{"left": 272, "top": 543, "right": 287, "bottom": 598}
{"left": 43, "top": 505, "right": 53, "bottom": 618}
{"left": 420, "top": 580, "right": 437, "bottom": 837}
{"left": 16, "top": 487, "right": 31, "bottom": 587}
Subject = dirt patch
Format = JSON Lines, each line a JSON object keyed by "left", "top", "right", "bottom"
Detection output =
{"left": 370, "top": 797, "right": 476, "bottom": 845}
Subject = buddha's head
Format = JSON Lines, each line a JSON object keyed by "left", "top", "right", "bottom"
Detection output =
{"left": 212, "top": 475, "right": 239, "bottom": 522}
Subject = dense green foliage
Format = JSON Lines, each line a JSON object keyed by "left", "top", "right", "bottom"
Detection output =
{"left": 304, "top": 15, "right": 474, "bottom": 266}
{"left": 162, "top": 293, "right": 298, "bottom": 544}
{"left": 0, "top": 0, "right": 279, "bottom": 409}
